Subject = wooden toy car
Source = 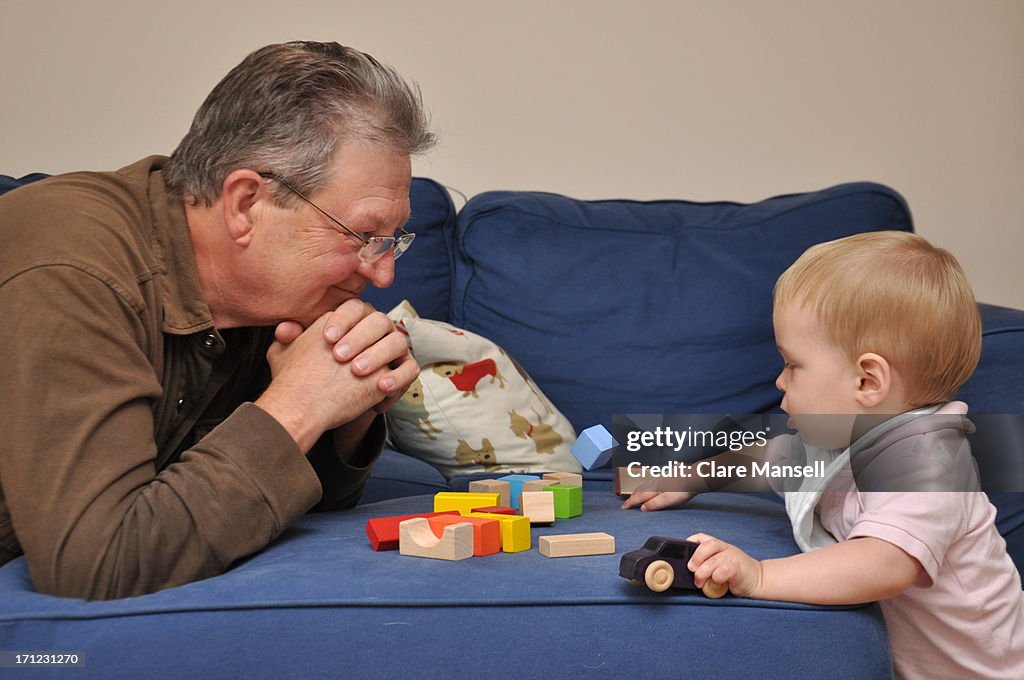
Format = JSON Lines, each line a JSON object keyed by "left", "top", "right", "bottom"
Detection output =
{"left": 619, "top": 536, "right": 728, "bottom": 598}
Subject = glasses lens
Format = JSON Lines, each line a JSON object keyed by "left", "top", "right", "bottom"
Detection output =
{"left": 393, "top": 233, "right": 415, "bottom": 260}
{"left": 360, "top": 238, "right": 394, "bottom": 263}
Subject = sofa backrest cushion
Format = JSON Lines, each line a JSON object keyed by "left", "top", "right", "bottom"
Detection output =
{"left": 959, "top": 304, "right": 1024, "bottom": 414}
{"left": 452, "top": 183, "right": 913, "bottom": 433}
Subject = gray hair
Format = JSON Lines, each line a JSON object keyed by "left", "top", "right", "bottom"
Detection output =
{"left": 164, "top": 41, "right": 435, "bottom": 205}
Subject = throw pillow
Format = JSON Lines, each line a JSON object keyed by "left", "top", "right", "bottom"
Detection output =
{"left": 385, "top": 300, "right": 581, "bottom": 478}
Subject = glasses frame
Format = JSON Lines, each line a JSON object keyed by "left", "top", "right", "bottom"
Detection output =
{"left": 258, "top": 172, "right": 415, "bottom": 262}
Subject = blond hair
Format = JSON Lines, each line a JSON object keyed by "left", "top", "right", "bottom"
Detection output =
{"left": 773, "top": 231, "right": 981, "bottom": 407}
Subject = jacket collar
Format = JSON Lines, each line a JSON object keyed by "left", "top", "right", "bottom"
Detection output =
{"left": 144, "top": 156, "right": 216, "bottom": 336}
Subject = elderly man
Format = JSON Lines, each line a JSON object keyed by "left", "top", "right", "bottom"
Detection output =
{"left": 0, "top": 41, "right": 434, "bottom": 599}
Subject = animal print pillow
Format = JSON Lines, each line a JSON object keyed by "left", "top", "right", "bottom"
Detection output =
{"left": 385, "top": 301, "right": 581, "bottom": 478}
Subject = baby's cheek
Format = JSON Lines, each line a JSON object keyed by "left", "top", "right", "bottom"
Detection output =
{"left": 792, "top": 414, "right": 857, "bottom": 450}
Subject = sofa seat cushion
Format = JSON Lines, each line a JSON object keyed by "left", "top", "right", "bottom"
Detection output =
{"left": 0, "top": 491, "right": 890, "bottom": 679}
{"left": 452, "top": 184, "right": 912, "bottom": 436}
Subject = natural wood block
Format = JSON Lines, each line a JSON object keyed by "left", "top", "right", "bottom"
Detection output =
{"left": 365, "top": 511, "right": 462, "bottom": 551}
{"left": 522, "top": 479, "right": 558, "bottom": 494}
{"left": 399, "top": 518, "right": 474, "bottom": 561}
{"left": 519, "top": 491, "right": 556, "bottom": 525}
{"left": 428, "top": 515, "right": 501, "bottom": 556}
{"left": 543, "top": 472, "right": 583, "bottom": 489}
{"left": 469, "top": 480, "right": 511, "bottom": 508}
{"left": 538, "top": 532, "right": 615, "bottom": 558}
{"left": 613, "top": 466, "right": 678, "bottom": 496}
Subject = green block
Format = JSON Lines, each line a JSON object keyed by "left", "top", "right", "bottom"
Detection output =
{"left": 547, "top": 484, "right": 583, "bottom": 519}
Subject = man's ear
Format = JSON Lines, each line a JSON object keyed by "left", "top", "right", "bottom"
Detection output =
{"left": 219, "top": 169, "right": 266, "bottom": 248}
{"left": 855, "top": 352, "right": 892, "bottom": 408}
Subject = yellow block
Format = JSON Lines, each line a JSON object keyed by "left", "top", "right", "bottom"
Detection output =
{"left": 469, "top": 513, "right": 531, "bottom": 553}
{"left": 433, "top": 492, "right": 501, "bottom": 515}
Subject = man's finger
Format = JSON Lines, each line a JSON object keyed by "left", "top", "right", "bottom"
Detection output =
{"left": 274, "top": 320, "right": 306, "bottom": 344}
{"left": 334, "top": 312, "right": 395, "bottom": 362}
{"left": 376, "top": 354, "right": 419, "bottom": 396}
{"left": 323, "top": 299, "right": 375, "bottom": 345}
{"left": 349, "top": 331, "right": 411, "bottom": 375}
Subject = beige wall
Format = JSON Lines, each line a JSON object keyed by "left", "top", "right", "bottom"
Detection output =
{"left": 2, "top": 0, "right": 1022, "bottom": 308}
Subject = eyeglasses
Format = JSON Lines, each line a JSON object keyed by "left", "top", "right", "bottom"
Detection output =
{"left": 258, "top": 172, "right": 415, "bottom": 262}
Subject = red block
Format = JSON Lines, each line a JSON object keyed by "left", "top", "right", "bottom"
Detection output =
{"left": 471, "top": 505, "right": 516, "bottom": 515}
{"left": 365, "top": 511, "right": 461, "bottom": 551}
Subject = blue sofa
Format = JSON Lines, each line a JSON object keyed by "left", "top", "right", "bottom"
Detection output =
{"left": 1, "top": 174, "right": 1022, "bottom": 679}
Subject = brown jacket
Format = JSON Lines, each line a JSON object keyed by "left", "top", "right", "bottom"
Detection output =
{"left": 0, "top": 157, "right": 383, "bottom": 600}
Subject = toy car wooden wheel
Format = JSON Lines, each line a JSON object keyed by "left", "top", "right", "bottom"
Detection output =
{"left": 701, "top": 579, "right": 729, "bottom": 599}
{"left": 644, "top": 560, "right": 674, "bottom": 592}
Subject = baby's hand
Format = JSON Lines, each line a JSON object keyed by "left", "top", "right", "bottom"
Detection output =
{"left": 620, "top": 491, "right": 695, "bottom": 512}
{"left": 687, "top": 533, "right": 763, "bottom": 599}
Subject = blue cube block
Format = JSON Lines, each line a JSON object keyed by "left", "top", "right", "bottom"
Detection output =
{"left": 571, "top": 425, "right": 618, "bottom": 470}
{"left": 496, "top": 474, "right": 541, "bottom": 509}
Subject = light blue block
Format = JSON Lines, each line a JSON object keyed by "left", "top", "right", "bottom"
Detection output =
{"left": 571, "top": 425, "right": 618, "bottom": 470}
{"left": 496, "top": 474, "right": 541, "bottom": 509}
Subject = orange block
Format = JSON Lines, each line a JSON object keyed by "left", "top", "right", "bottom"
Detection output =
{"left": 428, "top": 515, "right": 501, "bottom": 557}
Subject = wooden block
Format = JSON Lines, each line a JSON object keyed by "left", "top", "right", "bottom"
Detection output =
{"left": 570, "top": 425, "right": 617, "bottom": 470}
{"left": 522, "top": 479, "right": 558, "bottom": 493}
{"left": 365, "top": 511, "right": 461, "bottom": 551}
{"left": 399, "top": 518, "right": 474, "bottom": 560}
{"left": 472, "top": 505, "right": 516, "bottom": 515}
{"left": 495, "top": 475, "right": 541, "bottom": 509}
{"left": 519, "top": 491, "right": 555, "bottom": 525}
{"left": 433, "top": 492, "right": 501, "bottom": 515}
{"left": 469, "top": 513, "right": 531, "bottom": 552}
{"left": 539, "top": 532, "right": 616, "bottom": 558}
{"left": 547, "top": 484, "right": 583, "bottom": 519}
{"left": 468, "top": 480, "right": 511, "bottom": 508}
{"left": 428, "top": 515, "right": 501, "bottom": 556}
{"left": 613, "top": 466, "right": 630, "bottom": 496}
{"left": 543, "top": 472, "right": 583, "bottom": 489}
{"left": 613, "top": 467, "right": 685, "bottom": 496}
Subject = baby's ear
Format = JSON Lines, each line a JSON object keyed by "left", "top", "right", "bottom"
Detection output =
{"left": 855, "top": 352, "right": 892, "bottom": 408}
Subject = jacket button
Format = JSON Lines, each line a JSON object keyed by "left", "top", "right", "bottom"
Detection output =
{"left": 202, "top": 332, "right": 217, "bottom": 349}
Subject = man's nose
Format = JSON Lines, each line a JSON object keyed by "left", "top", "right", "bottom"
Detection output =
{"left": 361, "top": 255, "right": 395, "bottom": 288}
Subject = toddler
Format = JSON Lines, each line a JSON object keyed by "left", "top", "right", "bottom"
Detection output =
{"left": 623, "top": 231, "right": 1024, "bottom": 679}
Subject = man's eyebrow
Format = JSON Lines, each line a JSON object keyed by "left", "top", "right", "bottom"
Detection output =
{"left": 363, "top": 212, "right": 413, "bottom": 232}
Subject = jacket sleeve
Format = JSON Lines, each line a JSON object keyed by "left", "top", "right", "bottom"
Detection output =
{"left": 0, "top": 265, "right": 322, "bottom": 600}
{"left": 307, "top": 415, "right": 387, "bottom": 512}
